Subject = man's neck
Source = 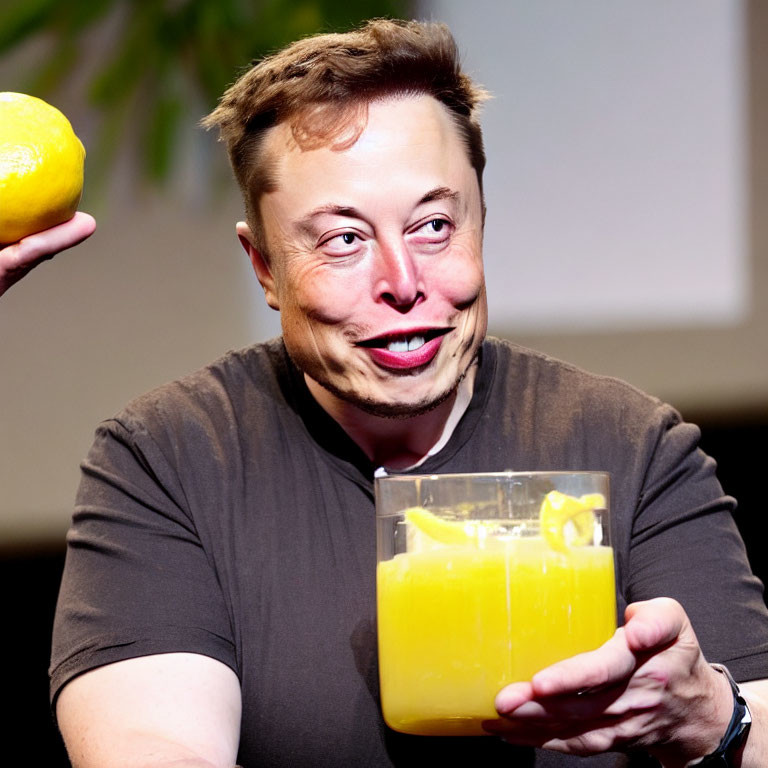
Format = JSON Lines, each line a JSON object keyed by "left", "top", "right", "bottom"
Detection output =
{"left": 305, "top": 366, "right": 478, "bottom": 470}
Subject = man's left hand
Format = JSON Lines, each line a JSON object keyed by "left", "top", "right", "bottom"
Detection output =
{"left": 484, "top": 597, "right": 734, "bottom": 766}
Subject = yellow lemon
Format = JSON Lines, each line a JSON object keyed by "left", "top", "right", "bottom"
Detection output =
{"left": 0, "top": 92, "right": 85, "bottom": 244}
{"left": 539, "top": 490, "right": 605, "bottom": 553}
{"left": 404, "top": 507, "right": 493, "bottom": 552}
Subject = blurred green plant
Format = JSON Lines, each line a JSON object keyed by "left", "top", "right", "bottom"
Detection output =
{"left": 0, "top": 0, "right": 410, "bottom": 186}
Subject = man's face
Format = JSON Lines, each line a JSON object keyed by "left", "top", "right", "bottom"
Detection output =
{"left": 244, "top": 94, "right": 487, "bottom": 418}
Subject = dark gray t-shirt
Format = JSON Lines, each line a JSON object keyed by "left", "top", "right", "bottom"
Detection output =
{"left": 50, "top": 338, "right": 768, "bottom": 767}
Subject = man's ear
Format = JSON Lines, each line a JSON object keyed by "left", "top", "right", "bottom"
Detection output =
{"left": 236, "top": 221, "right": 280, "bottom": 310}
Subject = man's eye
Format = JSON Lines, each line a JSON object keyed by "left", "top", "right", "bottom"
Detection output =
{"left": 325, "top": 232, "right": 357, "bottom": 245}
{"left": 414, "top": 218, "right": 451, "bottom": 240}
{"left": 321, "top": 231, "right": 361, "bottom": 254}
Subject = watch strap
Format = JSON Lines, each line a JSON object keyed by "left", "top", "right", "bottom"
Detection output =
{"left": 694, "top": 663, "right": 752, "bottom": 766}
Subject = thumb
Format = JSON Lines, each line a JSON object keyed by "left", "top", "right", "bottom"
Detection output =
{"left": 623, "top": 598, "right": 688, "bottom": 654}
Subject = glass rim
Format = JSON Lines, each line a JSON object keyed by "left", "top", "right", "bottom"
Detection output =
{"left": 375, "top": 470, "right": 610, "bottom": 483}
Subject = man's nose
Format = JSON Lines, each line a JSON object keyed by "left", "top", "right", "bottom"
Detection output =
{"left": 374, "top": 238, "right": 424, "bottom": 312}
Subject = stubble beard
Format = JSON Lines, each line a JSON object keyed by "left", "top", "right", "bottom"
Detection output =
{"left": 306, "top": 347, "right": 481, "bottom": 420}
{"left": 319, "top": 376, "right": 459, "bottom": 419}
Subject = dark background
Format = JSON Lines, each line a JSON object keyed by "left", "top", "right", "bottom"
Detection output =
{"left": 4, "top": 416, "right": 766, "bottom": 766}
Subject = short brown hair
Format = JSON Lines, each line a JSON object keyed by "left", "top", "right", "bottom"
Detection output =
{"left": 202, "top": 18, "right": 490, "bottom": 251}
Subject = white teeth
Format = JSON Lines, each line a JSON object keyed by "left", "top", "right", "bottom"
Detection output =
{"left": 386, "top": 336, "right": 426, "bottom": 352}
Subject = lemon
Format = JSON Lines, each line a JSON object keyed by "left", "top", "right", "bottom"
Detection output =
{"left": 0, "top": 92, "right": 85, "bottom": 244}
{"left": 404, "top": 507, "right": 492, "bottom": 552}
{"left": 539, "top": 490, "right": 605, "bottom": 553}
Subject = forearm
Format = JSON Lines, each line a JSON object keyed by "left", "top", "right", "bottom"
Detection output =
{"left": 68, "top": 754, "right": 227, "bottom": 768}
{"left": 62, "top": 730, "right": 238, "bottom": 768}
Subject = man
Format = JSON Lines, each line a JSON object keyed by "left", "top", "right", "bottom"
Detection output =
{"left": 50, "top": 19, "right": 768, "bottom": 767}
{"left": 0, "top": 213, "right": 95, "bottom": 297}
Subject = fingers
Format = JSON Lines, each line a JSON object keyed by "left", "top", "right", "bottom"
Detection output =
{"left": 15, "top": 212, "right": 97, "bottom": 263}
{"left": 517, "top": 598, "right": 688, "bottom": 702}
{"left": 494, "top": 681, "right": 534, "bottom": 715}
{"left": 485, "top": 710, "right": 658, "bottom": 756}
{"left": 483, "top": 713, "right": 616, "bottom": 747}
{"left": 491, "top": 598, "right": 704, "bottom": 758}
{"left": 0, "top": 212, "right": 95, "bottom": 296}
{"left": 497, "top": 673, "right": 664, "bottom": 722}
{"left": 525, "top": 627, "right": 637, "bottom": 699}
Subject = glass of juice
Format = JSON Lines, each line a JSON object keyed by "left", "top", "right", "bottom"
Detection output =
{"left": 375, "top": 471, "right": 615, "bottom": 737}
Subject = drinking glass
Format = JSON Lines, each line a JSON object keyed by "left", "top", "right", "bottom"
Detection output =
{"left": 376, "top": 471, "right": 615, "bottom": 736}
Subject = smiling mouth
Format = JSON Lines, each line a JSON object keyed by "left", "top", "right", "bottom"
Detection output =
{"left": 356, "top": 328, "right": 451, "bottom": 352}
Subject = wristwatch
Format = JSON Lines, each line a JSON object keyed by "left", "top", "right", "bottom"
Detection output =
{"left": 694, "top": 663, "right": 752, "bottom": 766}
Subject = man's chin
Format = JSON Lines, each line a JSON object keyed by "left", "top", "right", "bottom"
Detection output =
{"left": 353, "top": 389, "right": 455, "bottom": 419}
{"left": 322, "top": 380, "right": 457, "bottom": 420}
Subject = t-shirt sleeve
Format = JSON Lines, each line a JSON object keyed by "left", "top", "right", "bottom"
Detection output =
{"left": 625, "top": 407, "right": 768, "bottom": 682}
{"left": 49, "top": 415, "right": 238, "bottom": 709}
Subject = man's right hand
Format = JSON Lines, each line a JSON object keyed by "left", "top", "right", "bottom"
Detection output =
{"left": 485, "top": 598, "right": 767, "bottom": 766}
{"left": 0, "top": 212, "right": 96, "bottom": 298}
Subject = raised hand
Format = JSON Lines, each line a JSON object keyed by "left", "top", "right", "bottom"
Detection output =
{"left": 0, "top": 212, "right": 95, "bottom": 297}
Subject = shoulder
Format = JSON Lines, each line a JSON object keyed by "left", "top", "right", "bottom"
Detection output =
{"left": 484, "top": 336, "right": 677, "bottom": 424}
{"left": 93, "top": 338, "right": 292, "bottom": 456}
{"left": 76, "top": 338, "right": 297, "bottom": 504}
{"left": 480, "top": 337, "right": 699, "bottom": 470}
{"left": 122, "top": 338, "right": 285, "bottom": 421}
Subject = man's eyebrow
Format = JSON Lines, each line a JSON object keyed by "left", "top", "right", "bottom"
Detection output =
{"left": 419, "top": 186, "right": 460, "bottom": 205}
{"left": 296, "top": 188, "right": 461, "bottom": 235}
{"left": 296, "top": 204, "right": 363, "bottom": 236}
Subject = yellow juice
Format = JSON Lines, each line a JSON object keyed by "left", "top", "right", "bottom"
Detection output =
{"left": 377, "top": 537, "right": 616, "bottom": 736}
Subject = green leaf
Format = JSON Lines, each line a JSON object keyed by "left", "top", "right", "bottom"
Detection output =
{"left": 1, "top": 0, "right": 417, "bottom": 187}
{"left": 88, "top": 9, "right": 156, "bottom": 107}
{"left": 0, "top": 0, "right": 58, "bottom": 54}
{"left": 25, "top": 36, "right": 80, "bottom": 95}
{"left": 143, "top": 91, "right": 184, "bottom": 182}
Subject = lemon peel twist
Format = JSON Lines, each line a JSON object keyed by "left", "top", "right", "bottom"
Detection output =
{"left": 539, "top": 490, "right": 605, "bottom": 553}
{"left": 403, "top": 506, "right": 493, "bottom": 551}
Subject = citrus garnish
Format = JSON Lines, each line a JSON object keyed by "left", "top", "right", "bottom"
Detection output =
{"left": 0, "top": 92, "right": 85, "bottom": 244}
{"left": 403, "top": 506, "right": 492, "bottom": 552}
{"left": 539, "top": 490, "right": 605, "bottom": 553}
{"left": 403, "top": 492, "right": 604, "bottom": 554}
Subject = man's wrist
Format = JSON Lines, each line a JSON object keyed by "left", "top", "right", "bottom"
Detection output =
{"left": 689, "top": 664, "right": 751, "bottom": 767}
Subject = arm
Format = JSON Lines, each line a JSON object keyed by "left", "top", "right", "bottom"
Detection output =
{"left": 51, "top": 416, "right": 243, "bottom": 767}
{"left": 0, "top": 212, "right": 95, "bottom": 296}
{"left": 487, "top": 598, "right": 768, "bottom": 766}
{"left": 57, "top": 653, "right": 241, "bottom": 768}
